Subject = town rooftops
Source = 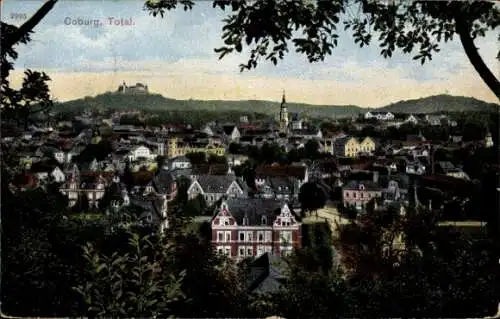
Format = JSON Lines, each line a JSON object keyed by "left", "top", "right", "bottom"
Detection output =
{"left": 255, "top": 165, "right": 306, "bottom": 180}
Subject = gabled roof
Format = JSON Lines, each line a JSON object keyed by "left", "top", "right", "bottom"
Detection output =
{"left": 195, "top": 175, "right": 238, "bottom": 193}
{"left": 247, "top": 253, "right": 287, "bottom": 294}
{"left": 128, "top": 194, "right": 165, "bottom": 225}
{"left": 221, "top": 198, "right": 289, "bottom": 226}
{"left": 152, "top": 169, "right": 176, "bottom": 194}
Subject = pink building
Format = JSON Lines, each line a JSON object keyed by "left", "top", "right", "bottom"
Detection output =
{"left": 211, "top": 199, "right": 302, "bottom": 259}
{"left": 342, "top": 180, "right": 383, "bottom": 209}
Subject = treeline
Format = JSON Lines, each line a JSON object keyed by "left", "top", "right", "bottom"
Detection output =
{"left": 229, "top": 140, "right": 325, "bottom": 166}
{"left": 119, "top": 109, "right": 269, "bottom": 128}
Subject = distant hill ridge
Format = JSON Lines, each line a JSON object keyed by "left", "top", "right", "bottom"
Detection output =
{"left": 56, "top": 92, "right": 499, "bottom": 118}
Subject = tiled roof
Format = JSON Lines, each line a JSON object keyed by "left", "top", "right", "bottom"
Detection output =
{"left": 196, "top": 175, "right": 236, "bottom": 193}
{"left": 247, "top": 253, "right": 287, "bottom": 294}
{"left": 223, "top": 198, "right": 283, "bottom": 226}
{"left": 152, "top": 169, "right": 176, "bottom": 194}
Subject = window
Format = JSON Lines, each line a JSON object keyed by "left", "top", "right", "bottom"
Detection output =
{"left": 239, "top": 247, "right": 245, "bottom": 256}
{"left": 225, "top": 219, "right": 230, "bottom": 226}
{"left": 345, "top": 192, "right": 349, "bottom": 198}
{"left": 239, "top": 232, "right": 245, "bottom": 241}
{"left": 225, "top": 247, "right": 231, "bottom": 256}
{"left": 217, "top": 247, "right": 223, "bottom": 254}
{"left": 217, "top": 232, "right": 223, "bottom": 242}
{"left": 243, "top": 217, "right": 248, "bottom": 226}
{"left": 146, "top": 213, "right": 153, "bottom": 222}
{"left": 280, "top": 231, "right": 292, "bottom": 244}
{"left": 258, "top": 232, "right": 264, "bottom": 242}
{"left": 225, "top": 231, "right": 231, "bottom": 242}
{"left": 247, "top": 232, "right": 253, "bottom": 242}
{"left": 247, "top": 248, "right": 253, "bottom": 256}
{"left": 261, "top": 216, "right": 267, "bottom": 225}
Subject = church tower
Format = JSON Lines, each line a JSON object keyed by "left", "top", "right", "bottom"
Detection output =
{"left": 279, "top": 90, "right": 289, "bottom": 133}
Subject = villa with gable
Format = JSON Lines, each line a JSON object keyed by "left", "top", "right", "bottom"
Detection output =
{"left": 211, "top": 198, "right": 302, "bottom": 259}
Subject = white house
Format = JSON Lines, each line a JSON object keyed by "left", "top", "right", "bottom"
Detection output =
{"left": 168, "top": 155, "right": 192, "bottom": 170}
{"left": 127, "top": 145, "right": 155, "bottom": 161}
{"left": 364, "top": 111, "right": 395, "bottom": 121}
{"left": 405, "top": 115, "right": 419, "bottom": 125}
{"left": 223, "top": 125, "right": 241, "bottom": 142}
{"left": 53, "top": 150, "right": 66, "bottom": 164}
{"left": 51, "top": 166, "right": 66, "bottom": 183}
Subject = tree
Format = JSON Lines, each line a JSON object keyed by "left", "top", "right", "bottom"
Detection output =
{"left": 298, "top": 182, "right": 327, "bottom": 217}
{"left": 1, "top": 0, "right": 59, "bottom": 128}
{"left": 155, "top": 155, "right": 166, "bottom": 170}
{"left": 304, "top": 139, "right": 320, "bottom": 159}
{"left": 228, "top": 142, "right": 241, "bottom": 154}
{"left": 73, "top": 232, "right": 185, "bottom": 317}
{"left": 208, "top": 154, "right": 228, "bottom": 165}
{"left": 122, "top": 159, "right": 134, "bottom": 192}
{"left": 172, "top": 176, "right": 190, "bottom": 206}
{"left": 168, "top": 232, "right": 249, "bottom": 318}
{"left": 2, "top": 183, "right": 82, "bottom": 317}
{"left": 185, "top": 151, "right": 206, "bottom": 165}
{"left": 184, "top": 194, "right": 208, "bottom": 216}
{"left": 145, "top": 0, "right": 500, "bottom": 99}
{"left": 273, "top": 246, "right": 349, "bottom": 319}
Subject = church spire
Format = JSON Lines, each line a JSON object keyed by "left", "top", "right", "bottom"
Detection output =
{"left": 281, "top": 90, "right": 286, "bottom": 105}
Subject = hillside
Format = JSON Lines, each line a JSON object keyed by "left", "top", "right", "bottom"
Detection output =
{"left": 55, "top": 92, "right": 499, "bottom": 118}
{"left": 379, "top": 94, "right": 500, "bottom": 114}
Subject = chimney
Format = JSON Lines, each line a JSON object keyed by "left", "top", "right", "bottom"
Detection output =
{"left": 373, "top": 171, "right": 379, "bottom": 184}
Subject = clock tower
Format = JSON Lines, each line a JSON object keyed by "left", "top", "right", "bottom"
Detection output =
{"left": 279, "top": 90, "right": 289, "bottom": 133}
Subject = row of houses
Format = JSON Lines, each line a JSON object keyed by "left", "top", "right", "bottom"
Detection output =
{"left": 364, "top": 111, "right": 458, "bottom": 126}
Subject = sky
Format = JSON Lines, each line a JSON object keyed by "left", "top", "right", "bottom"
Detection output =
{"left": 2, "top": 0, "right": 499, "bottom": 108}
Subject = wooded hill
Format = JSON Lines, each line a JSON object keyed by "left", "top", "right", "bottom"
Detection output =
{"left": 55, "top": 92, "right": 499, "bottom": 118}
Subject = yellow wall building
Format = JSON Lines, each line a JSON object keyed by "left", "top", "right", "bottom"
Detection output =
{"left": 337, "top": 136, "right": 376, "bottom": 157}
{"left": 167, "top": 137, "right": 226, "bottom": 158}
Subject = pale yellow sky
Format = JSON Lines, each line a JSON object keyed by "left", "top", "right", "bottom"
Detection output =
{"left": 9, "top": 57, "right": 499, "bottom": 108}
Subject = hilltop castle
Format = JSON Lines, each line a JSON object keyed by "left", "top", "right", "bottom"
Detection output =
{"left": 117, "top": 81, "right": 149, "bottom": 94}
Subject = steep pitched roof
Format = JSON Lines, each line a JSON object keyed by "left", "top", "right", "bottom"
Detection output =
{"left": 247, "top": 253, "right": 287, "bottom": 294}
{"left": 196, "top": 175, "right": 237, "bottom": 193}
{"left": 223, "top": 198, "right": 284, "bottom": 226}
{"left": 152, "top": 169, "right": 176, "bottom": 194}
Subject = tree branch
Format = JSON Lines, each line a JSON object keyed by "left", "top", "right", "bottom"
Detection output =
{"left": 3, "top": 0, "right": 58, "bottom": 51}
{"left": 455, "top": 15, "right": 500, "bottom": 100}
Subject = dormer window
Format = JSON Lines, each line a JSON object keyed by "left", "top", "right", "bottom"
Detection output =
{"left": 261, "top": 216, "right": 267, "bottom": 225}
{"left": 359, "top": 184, "right": 365, "bottom": 191}
{"left": 243, "top": 216, "right": 249, "bottom": 226}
